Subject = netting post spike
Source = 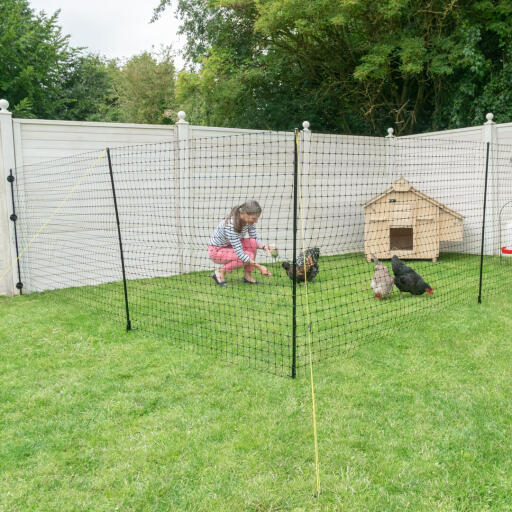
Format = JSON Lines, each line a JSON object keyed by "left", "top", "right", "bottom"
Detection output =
{"left": 106, "top": 148, "right": 132, "bottom": 330}
{"left": 478, "top": 142, "right": 491, "bottom": 304}
{"left": 7, "top": 169, "right": 22, "bottom": 293}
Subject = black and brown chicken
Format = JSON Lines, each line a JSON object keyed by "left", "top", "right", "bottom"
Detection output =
{"left": 391, "top": 255, "right": 433, "bottom": 296}
{"left": 370, "top": 254, "right": 394, "bottom": 299}
{"left": 282, "top": 247, "right": 320, "bottom": 282}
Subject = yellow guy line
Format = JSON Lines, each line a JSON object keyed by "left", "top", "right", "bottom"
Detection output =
{"left": 0, "top": 149, "right": 108, "bottom": 284}
{"left": 296, "top": 131, "right": 321, "bottom": 497}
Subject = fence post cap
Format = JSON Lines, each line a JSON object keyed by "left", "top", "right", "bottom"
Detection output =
{"left": 177, "top": 111, "right": 187, "bottom": 123}
{"left": 302, "top": 121, "right": 310, "bottom": 131}
{"left": 0, "top": 99, "right": 9, "bottom": 112}
{"left": 485, "top": 113, "right": 495, "bottom": 124}
{"left": 386, "top": 127, "right": 395, "bottom": 137}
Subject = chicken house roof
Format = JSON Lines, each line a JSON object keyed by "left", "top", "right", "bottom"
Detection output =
{"left": 363, "top": 177, "right": 464, "bottom": 220}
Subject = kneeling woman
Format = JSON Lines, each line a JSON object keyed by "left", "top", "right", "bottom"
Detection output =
{"left": 208, "top": 200, "right": 273, "bottom": 285}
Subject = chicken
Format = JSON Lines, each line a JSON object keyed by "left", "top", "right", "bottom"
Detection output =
{"left": 370, "top": 254, "right": 394, "bottom": 299}
{"left": 282, "top": 247, "right": 320, "bottom": 282}
{"left": 391, "top": 255, "right": 433, "bottom": 296}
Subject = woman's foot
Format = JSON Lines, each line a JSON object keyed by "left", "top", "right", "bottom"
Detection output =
{"left": 243, "top": 273, "right": 258, "bottom": 284}
{"left": 212, "top": 269, "right": 227, "bottom": 285}
{"left": 243, "top": 277, "right": 260, "bottom": 284}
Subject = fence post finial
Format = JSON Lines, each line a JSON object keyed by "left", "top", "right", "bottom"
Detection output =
{"left": 302, "top": 121, "right": 310, "bottom": 132}
{"left": 177, "top": 111, "right": 187, "bottom": 124}
{"left": 386, "top": 127, "right": 395, "bottom": 138}
{"left": 485, "top": 112, "right": 495, "bottom": 125}
{"left": 0, "top": 99, "right": 9, "bottom": 112}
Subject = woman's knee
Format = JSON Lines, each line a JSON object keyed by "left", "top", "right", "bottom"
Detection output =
{"left": 243, "top": 238, "right": 258, "bottom": 251}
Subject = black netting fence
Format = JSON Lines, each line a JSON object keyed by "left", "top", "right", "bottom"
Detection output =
{"left": 7, "top": 130, "right": 512, "bottom": 376}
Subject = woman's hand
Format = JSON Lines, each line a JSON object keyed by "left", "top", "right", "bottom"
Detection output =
{"left": 260, "top": 244, "right": 276, "bottom": 257}
{"left": 257, "top": 264, "right": 272, "bottom": 277}
{"left": 259, "top": 244, "right": 272, "bottom": 256}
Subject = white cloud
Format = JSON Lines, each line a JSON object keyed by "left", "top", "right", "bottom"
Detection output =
{"left": 29, "top": 0, "right": 186, "bottom": 68}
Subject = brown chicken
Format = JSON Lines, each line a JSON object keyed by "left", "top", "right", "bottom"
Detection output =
{"left": 282, "top": 248, "right": 320, "bottom": 282}
{"left": 370, "top": 254, "right": 394, "bottom": 299}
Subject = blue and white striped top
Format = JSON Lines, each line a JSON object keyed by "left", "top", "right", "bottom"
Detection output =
{"left": 209, "top": 219, "right": 262, "bottom": 263}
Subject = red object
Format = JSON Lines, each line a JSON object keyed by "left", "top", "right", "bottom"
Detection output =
{"left": 501, "top": 246, "right": 512, "bottom": 255}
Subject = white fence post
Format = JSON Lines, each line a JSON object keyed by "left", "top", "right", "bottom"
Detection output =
{"left": 385, "top": 127, "right": 396, "bottom": 181}
{"left": 300, "top": 121, "right": 311, "bottom": 242}
{"left": 483, "top": 112, "right": 497, "bottom": 255}
{"left": 0, "top": 99, "right": 16, "bottom": 296}
{"left": 176, "top": 111, "right": 191, "bottom": 273}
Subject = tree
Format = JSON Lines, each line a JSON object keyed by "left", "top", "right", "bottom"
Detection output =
{"left": 0, "top": 0, "right": 73, "bottom": 118}
{"left": 53, "top": 54, "right": 122, "bottom": 122}
{"left": 114, "top": 49, "right": 176, "bottom": 124}
{"left": 0, "top": 0, "right": 121, "bottom": 122}
{"left": 154, "top": 0, "right": 512, "bottom": 135}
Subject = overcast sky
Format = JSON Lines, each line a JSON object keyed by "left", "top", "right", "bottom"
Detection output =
{"left": 28, "top": 0, "right": 186, "bottom": 69}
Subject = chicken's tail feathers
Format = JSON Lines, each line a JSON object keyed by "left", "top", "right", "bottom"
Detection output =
{"left": 391, "top": 254, "right": 403, "bottom": 273}
{"left": 282, "top": 261, "right": 290, "bottom": 270}
{"left": 371, "top": 253, "right": 379, "bottom": 264}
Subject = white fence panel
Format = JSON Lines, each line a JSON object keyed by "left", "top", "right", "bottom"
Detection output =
{"left": 13, "top": 119, "right": 177, "bottom": 168}
{"left": 2, "top": 103, "right": 512, "bottom": 295}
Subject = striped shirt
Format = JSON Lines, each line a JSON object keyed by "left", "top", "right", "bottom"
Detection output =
{"left": 209, "top": 219, "right": 262, "bottom": 263}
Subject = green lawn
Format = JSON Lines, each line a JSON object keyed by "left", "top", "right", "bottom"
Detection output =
{"left": 49, "top": 252, "right": 511, "bottom": 375}
{"left": 1, "top": 253, "right": 512, "bottom": 511}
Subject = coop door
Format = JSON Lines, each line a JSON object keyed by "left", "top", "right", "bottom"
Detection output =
{"left": 390, "top": 228, "right": 413, "bottom": 250}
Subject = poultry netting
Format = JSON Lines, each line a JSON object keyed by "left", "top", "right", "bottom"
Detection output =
{"left": 10, "top": 131, "right": 512, "bottom": 376}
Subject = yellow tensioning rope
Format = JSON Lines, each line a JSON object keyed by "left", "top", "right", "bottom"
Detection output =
{"left": 0, "top": 149, "right": 108, "bottom": 285}
{"left": 296, "top": 131, "right": 321, "bottom": 497}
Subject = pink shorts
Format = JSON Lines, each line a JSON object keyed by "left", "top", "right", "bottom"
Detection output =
{"left": 208, "top": 239, "right": 258, "bottom": 273}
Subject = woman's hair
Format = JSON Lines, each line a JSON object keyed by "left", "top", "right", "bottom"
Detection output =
{"left": 226, "top": 200, "right": 262, "bottom": 233}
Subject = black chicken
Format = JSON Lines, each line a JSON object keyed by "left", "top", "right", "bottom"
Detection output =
{"left": 282, "top": 247, "right": 320, "bottom": 282}
{"left": 391, "top": 255, "right": 433, "bottom": 296}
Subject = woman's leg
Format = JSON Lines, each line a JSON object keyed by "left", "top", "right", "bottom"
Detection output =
{"left": 241, "top": 239, "right": 258, "bottom": 280}
{"left": 208, "top": 245, "right": 245, "bottom": 274}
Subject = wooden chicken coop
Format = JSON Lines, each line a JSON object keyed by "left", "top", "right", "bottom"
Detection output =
{"left": 363, "top": 177, "right": 464, "bottom": 262}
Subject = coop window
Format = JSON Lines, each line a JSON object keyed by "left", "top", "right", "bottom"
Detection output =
{"left": 390, "top": 228, "right": 413, "bottom": 250}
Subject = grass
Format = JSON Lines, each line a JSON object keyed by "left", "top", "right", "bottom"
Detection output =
{"left": 50, "top": 252, "right": 510, "bottom": 374}
{"left": 1, "top": 253, "right": 512, "bottom": 510}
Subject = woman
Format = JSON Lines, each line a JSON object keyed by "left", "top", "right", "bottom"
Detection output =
{"left": 208, "top": 200, "right": 273, "bottom": 285}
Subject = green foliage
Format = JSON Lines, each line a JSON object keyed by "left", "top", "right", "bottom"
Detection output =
{"left": 54, "top": 54, "right": 123, "bottom": 122}
{"left": 0, "top": 0, "right": 72, "bottom": 118}
{"left": 0, "top": 1, "right": 177, "bottom": 124}
{"left": 115, "top": 49, "right": 177, "bottom": 124}
{"left": 155, "top": 0, "right": 512, "bottom": 135}
{"left": 0, "top": 0, "right": 121, "bottom": 121}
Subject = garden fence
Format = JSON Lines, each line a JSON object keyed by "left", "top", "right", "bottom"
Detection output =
{"left": 6, "top": 129, "right": 512, "bottom": 376}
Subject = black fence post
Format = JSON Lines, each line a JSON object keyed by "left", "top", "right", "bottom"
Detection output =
{"left": 478, "top": 142, "right": 491, "bottom": 304}
{"left": 7, "top": 169, "right": 23, "bottom": 294}
{"left": 292, "top": 129, "right": 299, "bottom": 378}
{"left": 106, "top": 148, "right": 132, "bottom": 330}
